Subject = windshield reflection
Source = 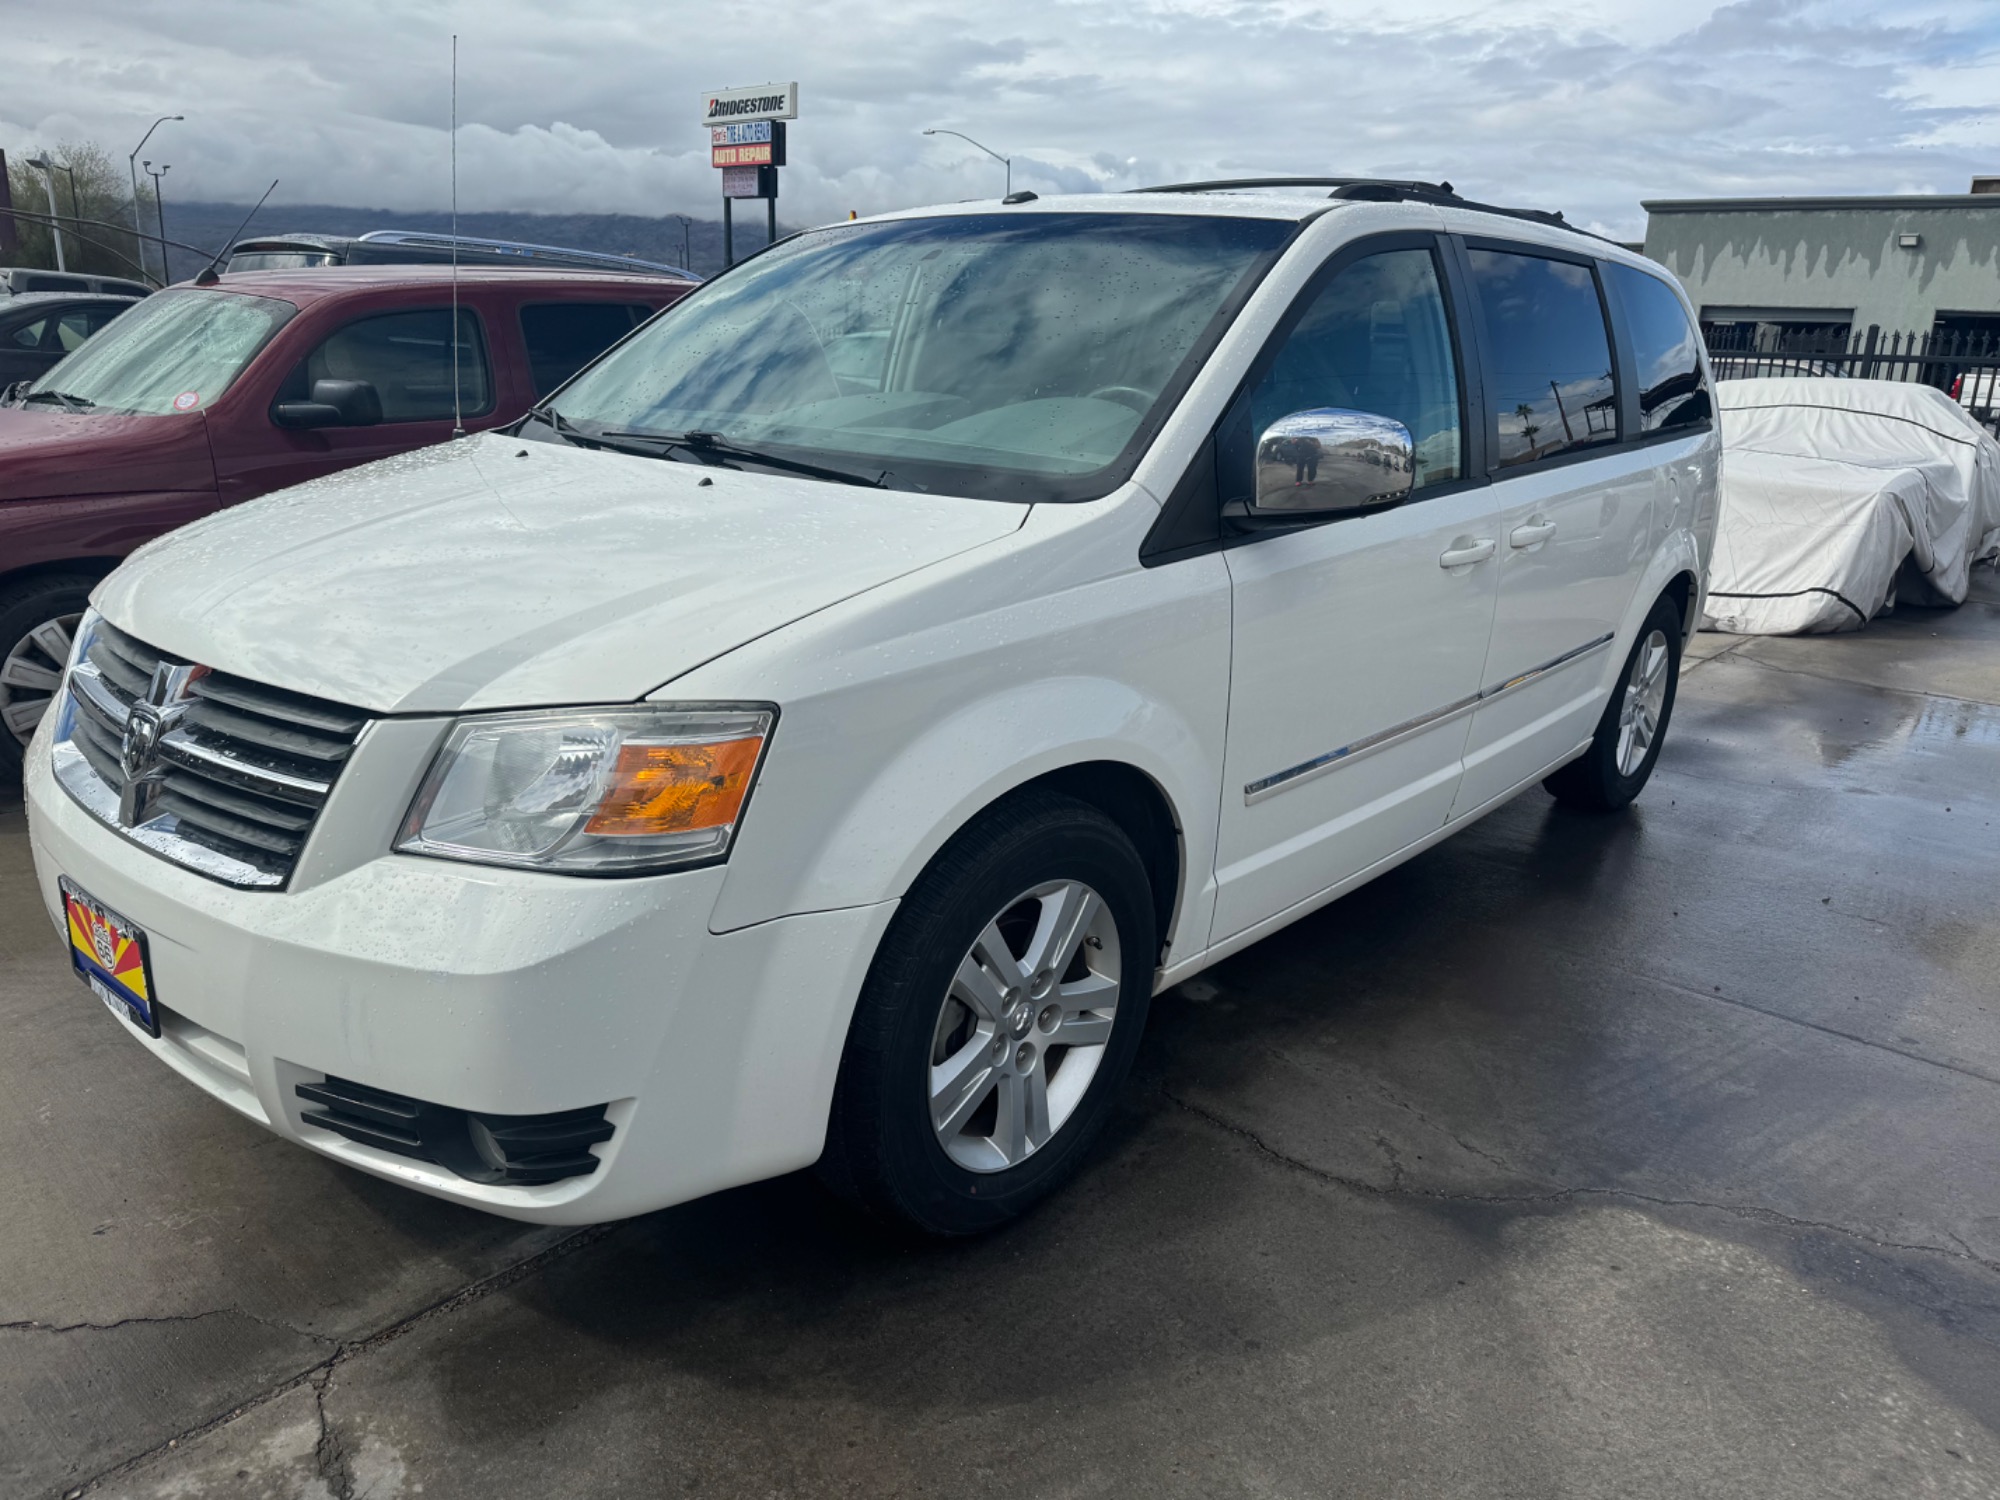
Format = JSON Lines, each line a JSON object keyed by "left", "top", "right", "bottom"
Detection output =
{"left": 547, "top": 212, "right": 1292, "bottom": 501}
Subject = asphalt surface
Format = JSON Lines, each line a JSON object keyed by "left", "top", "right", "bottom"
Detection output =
{"left": 5, "top": 571, "right": 1999, "bottom": 1499}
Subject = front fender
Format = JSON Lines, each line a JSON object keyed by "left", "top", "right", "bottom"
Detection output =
{"left": 0, "top": 490, "right": 221, "bottom": 578}
{"left": 696, "top": 542, "right": 1233, "bottom": 959}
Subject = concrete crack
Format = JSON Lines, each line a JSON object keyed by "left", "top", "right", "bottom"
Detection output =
{"left": 1610, "top": 964, "right": 2000, "bottom": 1090}
{"left": 1160, "top": 1085, "right": 2000, "bottom": 1280}
{"left": 2, "top": 1308, "right": 334, "bottom": 1343}
{"left": 312, "top": 1370, "right": 354, "bottom": 1500}
{"left": 53, "top": 1223, "right": 616, "bottom": 1500}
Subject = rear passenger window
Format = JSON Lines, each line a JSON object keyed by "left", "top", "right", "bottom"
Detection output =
{"left": 1466, "top": 250, "right": 1617, "bottom": 468}
{"left": 282, "top": 309, "right": 492, "bottom": 422}
{"left": 1248, "top": 246, "right": 1463, "bottom": 490}
{"left": 7, "top": 317, "right": 48, "bottom": 349}
{"left": 519, "top": 303, "right": 649, "bottom": 398}
{"left": 56, "top": 311, "right": 102, "bottom": 351}
{"left": 1607, "top": 263, "right": 1710, "bottom": 431}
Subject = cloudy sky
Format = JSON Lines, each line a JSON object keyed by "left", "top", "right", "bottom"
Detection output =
{"left": 7, "top": 0, "right": 1998, "bottom": 239}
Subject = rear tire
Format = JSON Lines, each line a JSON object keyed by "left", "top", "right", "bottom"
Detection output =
{"left": 818, "top": 789, "right": 1158, "bottom": 1236}
{"left": 1543, "top": 593, "right": 1682, "bottom": 813}
{"left": 0, "top": 574, "right": 93, "bottom": 782}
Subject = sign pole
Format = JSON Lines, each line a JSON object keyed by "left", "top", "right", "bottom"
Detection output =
{"left": 702, "top": 83, "right": 797, "bottom": 272}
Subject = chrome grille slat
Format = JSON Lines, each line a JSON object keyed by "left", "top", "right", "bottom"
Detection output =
{"left": 190, "top": 675, "right": 369, "bottom": 736}
{"left": 84, "top": 640, "right": 149, "bottom": 703}
{"left": 69, "top": 670, "right": 130, "bottom": 738}
{"left": 158, "top": 732, "right": 334, "bottom": 802}
{"left": 183, "top": 698, "right": 357, "bottom": 763}
{"left": 155, "top": 788, "right": 306, "bottom": 857}
{"left": 50, "top": 617, "right": 370, "bottom": 890}
{"left": 159, "top": 769, "right": 317, "bottom": 833}
{"left": 69, "top": 712, "right": 125, "bottom": 788}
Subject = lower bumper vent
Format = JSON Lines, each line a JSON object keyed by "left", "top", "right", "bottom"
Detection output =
{"left": 297, "top": 1077, "right": 613, "bottom": 1186}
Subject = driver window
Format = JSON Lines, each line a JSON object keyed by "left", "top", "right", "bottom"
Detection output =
{"left": 276, "top": 309, "right": 492, "bottom": 423}
{"left": 1250, "top": 247, "right": 1463, "bottom": 490}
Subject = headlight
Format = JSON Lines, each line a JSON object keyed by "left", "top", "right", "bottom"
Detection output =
{"left": 396, "top": 704, "right": 775, "bottom": 875}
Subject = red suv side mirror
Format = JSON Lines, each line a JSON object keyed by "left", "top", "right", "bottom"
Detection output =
{"left": 273, "top": 378, "right": 384, "bottom": 430}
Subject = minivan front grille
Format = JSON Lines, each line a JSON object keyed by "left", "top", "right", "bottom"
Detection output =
{"left": 51, "top": 616, "right": 369, "bottom": 889}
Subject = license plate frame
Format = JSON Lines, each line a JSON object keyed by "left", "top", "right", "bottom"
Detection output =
{"left": 59, "top": 876, "right": 161, "bottom": 1037}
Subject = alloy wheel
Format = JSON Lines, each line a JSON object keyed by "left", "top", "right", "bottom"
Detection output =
{"left": 1615, "top": 627, "right": 1670, "bottom": 777}
{"left": 1, "top": 611, "right": 80, "bottom": 747}
{"left": 928, "top": 879, "right": 1122, "bottom": 1173}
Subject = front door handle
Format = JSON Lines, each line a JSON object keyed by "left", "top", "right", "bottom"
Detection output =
{"left": 1438, "top": 537, "right": 1496, "bottom": 569}
{"left": 1509, "top": 518, "right": 1558, "bottom": 549}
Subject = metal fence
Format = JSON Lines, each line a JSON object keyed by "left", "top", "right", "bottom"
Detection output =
{"left": 1702, "top": 324, "right": 2000, "bottom": 432}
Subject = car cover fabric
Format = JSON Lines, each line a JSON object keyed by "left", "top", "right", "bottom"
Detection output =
{"left": 1706, "top": 378, "right": 2000, "bottom": 634}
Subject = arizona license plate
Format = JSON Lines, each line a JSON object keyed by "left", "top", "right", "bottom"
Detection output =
{"left": 59, "top": 877, "right": 160, "bottom": 1037}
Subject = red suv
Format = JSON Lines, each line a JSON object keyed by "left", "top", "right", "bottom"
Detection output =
{"left": 0, "top": 266, "right": 693, "bottom": 772}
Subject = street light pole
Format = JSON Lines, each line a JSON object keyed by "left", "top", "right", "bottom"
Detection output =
{"left": 127, "top": 115, "right": 183, "bottom": 283}
{"left": 922, "top": 128, "right": 1011, "bottom": 197}
{"left": 671, "top": 213, "right": 692, "bottom": 270}
{"left": 145, "top": 163, "right": 171, "bottom": 280}
{"left": 24, "top": 157, "right": 66, "bottom": 271}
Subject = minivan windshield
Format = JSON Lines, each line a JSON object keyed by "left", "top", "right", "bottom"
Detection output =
{"left": 544, "top": 212, "right": 1294, "bottom": 500}
{"left": 26, "top": 288, "right": 294, "bottom": 415}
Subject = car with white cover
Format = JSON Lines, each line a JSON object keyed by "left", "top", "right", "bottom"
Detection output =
{"left": 1705, "top": 378, "right": 2000, "bottom": 634}
{"left": 25, "top": 180, "right": 1718, "bottom": 1234}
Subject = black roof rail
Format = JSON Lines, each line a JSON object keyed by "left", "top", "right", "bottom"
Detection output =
{"left": 1131, "top": 176, "right": 1615, "bottom": 245}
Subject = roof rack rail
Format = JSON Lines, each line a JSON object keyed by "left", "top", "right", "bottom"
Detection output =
{"left": 1130, "top": 176, "right": 1613, "bottom": 244}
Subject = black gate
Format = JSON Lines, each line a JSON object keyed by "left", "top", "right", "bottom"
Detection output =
{"left": 1702, "top": 323, "right": 2000, "bottom": 432}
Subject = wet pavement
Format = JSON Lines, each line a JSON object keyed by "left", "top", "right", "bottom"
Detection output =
{"left": 5, "top": 571, "right": 1999, "bottom": 1499}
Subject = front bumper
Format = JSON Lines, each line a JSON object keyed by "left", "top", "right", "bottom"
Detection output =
{"left": 23, "top": 727, "right": 895, "bottom": 1224}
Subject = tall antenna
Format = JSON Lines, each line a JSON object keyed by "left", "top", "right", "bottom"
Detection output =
{"left": 450, "top": 33, "right": 464, "bottom": 438}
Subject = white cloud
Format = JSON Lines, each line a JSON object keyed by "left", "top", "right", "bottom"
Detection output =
{"left": 2, "top": 0, "right": 1996, "bottom": 239}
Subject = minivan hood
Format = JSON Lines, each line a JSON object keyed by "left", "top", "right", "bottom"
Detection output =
{"left": 0, "top": 406, "right": 215, "bottom": 501}
{"left": 96, "top": 434, "right": 1028, "bottom": 713}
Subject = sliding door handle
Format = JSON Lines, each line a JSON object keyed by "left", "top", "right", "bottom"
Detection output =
{"left": 1509, "top": 518, "right": 1558, "bottom": 549}
{"left": 1438, "top": 537, "right": 1496, "bottom": 569}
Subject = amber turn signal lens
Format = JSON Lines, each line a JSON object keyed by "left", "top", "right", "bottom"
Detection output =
{"left": 584, "top": 736, "right": 764, "bottom": 837}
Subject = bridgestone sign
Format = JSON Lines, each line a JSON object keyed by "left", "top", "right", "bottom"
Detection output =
{"left": 701, "top": 83, "right": 798, "bottom": 124}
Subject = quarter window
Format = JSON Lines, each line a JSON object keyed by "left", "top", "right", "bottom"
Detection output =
{"left": 1248, "top": 246, "right": 1463, "bottom": 490}
{"left": 1467, "top": 250, "right": 1617, "bottom": 468}
{"left": 284, "top": 309, "right": 492, "bottom": 423}
{"left": 1607, "top": 264, "right": 1709, "bottom": 432}
{"left": 56, "top": 309, "right": 114, "bottom": 352}
{"left": 519, "top": 302, "right": 651, "bottom": 398}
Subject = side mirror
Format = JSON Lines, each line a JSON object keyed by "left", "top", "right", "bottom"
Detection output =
{"left": 1250, "top": 408, "right": 1414, "bottom": 518}
{"left": 273, "top": 378, "right": 384, "bottom": 430}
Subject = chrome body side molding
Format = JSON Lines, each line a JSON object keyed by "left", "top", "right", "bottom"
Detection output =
{"left": 1244, "top": 632, "right": 1615, "bottom": 804}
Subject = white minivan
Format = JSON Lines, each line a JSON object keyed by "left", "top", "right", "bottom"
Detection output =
{"left": 26, "top": 181, "right": 1718, "bottom": 1235}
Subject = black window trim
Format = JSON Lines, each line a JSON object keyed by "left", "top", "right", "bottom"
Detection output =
{"left": 1456, "top": 233, "right": 1631, "bottom": 480}
{"left": 1600, "top": 258, "right": 1716, "bottom": 450}
{"left": 271, "top": 305, "right": 497, "bottom": 427}
{"left": 1141, "top": 227, "right": 1485, "bottom": 566}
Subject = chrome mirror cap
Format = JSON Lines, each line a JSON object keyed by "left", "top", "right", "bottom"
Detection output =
{"left": 1252, "top": 408, "right": 1415, "bottom": 516}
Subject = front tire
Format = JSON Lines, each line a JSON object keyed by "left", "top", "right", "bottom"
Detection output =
{"left": 1543, "top": 593, "right": 1682, "bottom": 812}
{"left": 819, "top": 789, "right": 1158, "bottom": 1236}
{"left": 0, "top": 574, "right": 93, "bottom": 781}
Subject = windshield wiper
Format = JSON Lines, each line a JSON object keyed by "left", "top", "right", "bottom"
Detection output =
{"left": 645, "top": 430, "right": 890, "bottom": 490}
{"left": 521, "top": 405, "right": 691, "bottom": 462}
{"left": 19, "top": 389, "right": 95, "bottom": 413}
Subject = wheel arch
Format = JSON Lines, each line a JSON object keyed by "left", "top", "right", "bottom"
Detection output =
{"left": 1662, "top": 568, "right": 1699, "bottom": 641}
{"left": 996, "top": 760, "right": 1184, "bottom": 963}
{"left": 0, "top": 556, "right": 123, "bottom": 595}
